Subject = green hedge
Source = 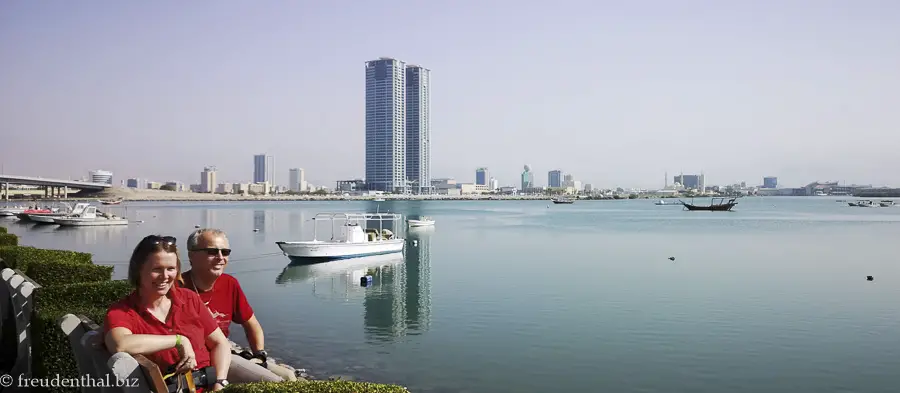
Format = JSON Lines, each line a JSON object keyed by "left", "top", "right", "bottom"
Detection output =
{"left": 0, "top": 245, "right": 92, "bottom": 271}
{"left": 223, "top": 380, "right": 409, "bottom": 393}
{"left": 26, "top": 260, "right": 113, "bottom": 286}
{"left": 0, "top": 232, "right": 17, "bottom": 247}
{"left": 30, "top": 280, "right": 133, "bottom": 388}
{"left": 0, "top": 225, "right": 7, "bottom": 233}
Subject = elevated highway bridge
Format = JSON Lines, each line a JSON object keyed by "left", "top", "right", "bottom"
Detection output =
{"left": 0, "top": 174, "right": 112, "bottom": 200}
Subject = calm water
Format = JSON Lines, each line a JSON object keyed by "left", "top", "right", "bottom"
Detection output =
{"left": 4, "top": 197, "right": 900, "bottom": 393}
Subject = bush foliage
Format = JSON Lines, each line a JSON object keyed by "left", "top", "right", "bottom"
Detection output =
{"left": 0, "top": 232, "right": 18, "bottom": 247}
{"left": 223, "top": 380, "right": 409, "bottom": 393}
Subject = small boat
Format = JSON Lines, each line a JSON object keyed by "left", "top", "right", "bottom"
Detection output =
{"left": 849, "top": 200, "right": 875, "bottom": 207}
{"left": 654, "top": 199, "right": 681, "bottom": 206}
{"left": 0, "top": 205, "right": 28, "bottom": 217}
{"left": 373, "top": 198, "right": 386, "bottom": 202}
{"left": 99, "top": 197, "right": 124, "bottom": 205}
{"left": 26, "top": 203, "right": 90, "bottom": 223}
{"left": 53, "top": 205, "right": 129, "bottom": 226}
{"left": 407, "top": 216, "right": 435, "bottom": 227}
{"left": 551, "top": 197, "right": 574, "bottom": 204}
{"left": 679, "top": 197, "right": 738, "bottom": 211}
{"left": 879, "top": 200, "right": 895, "bottom": 207}
{"left": 276, "top": 212, "right": 405, "bottom": 261}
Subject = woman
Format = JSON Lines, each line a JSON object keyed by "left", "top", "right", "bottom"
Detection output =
{"left": 104, "top": 235, "right": 232, "bottom": 391}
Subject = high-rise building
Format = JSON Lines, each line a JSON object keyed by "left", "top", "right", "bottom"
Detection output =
{"left": 548, "top": 170, "right": 563, "bottom": 188}
{"left": 365, "top": 57, "right": 408, "bottom": 193}
{"left": 253, "top": 154, "right": 274, "bottom": 184}
{"left": 763, "top": 176, "right": 778, "bottom": 189}
{"left": 200, "top": 166, "right": 217, "bottom": 193}
{"left": 406, "top": 65, "right": 432, "bottom": 194}
{"left": 289, "top": 168, "right": 306, "bottom": 192}
{"left": 475, "top": 168, "right": 489, "bottom": 186}
{"left": 521, "top": 165, "right": 534, "bottom": 191}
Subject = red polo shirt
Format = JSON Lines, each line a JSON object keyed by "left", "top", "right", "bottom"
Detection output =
{"left": 104, "top": 286, "right": 218, "bottom": 371}
{"left": 182, "top": 271, "right": 254, "bottom": 338}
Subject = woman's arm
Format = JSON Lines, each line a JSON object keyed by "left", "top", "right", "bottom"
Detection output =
{"left": 104, "top": 327, "right": 186, "bottom": 354}
{"left": 205, "top": 328, "right": 231, "bottom": 384}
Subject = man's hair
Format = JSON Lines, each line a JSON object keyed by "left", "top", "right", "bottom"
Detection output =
{"left": 186, "top": 228, "right": 228, "bottom": 251}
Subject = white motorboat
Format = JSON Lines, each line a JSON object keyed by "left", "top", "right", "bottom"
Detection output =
{"left": 407, "top": 216, "right": 435, "bottom": 227}
{"left": 0, "top": 205, "right": 28, "bottom": 217}
{"left": 53, "top": 205, "right": 129, "bottom": 226}
{"left": 879, "top": 200, "right": 895, "bottom": 207}
{"left": 276, "top": 212, "right": 405, "bottom": 261}
{"left": 654, "top": 199, "right": 681, "bottom": 206}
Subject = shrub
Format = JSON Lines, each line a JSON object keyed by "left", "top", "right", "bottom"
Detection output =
{"left": 31, "top": 280, "right": 133, "bottom": 391}
{"left": 0, "top": 233, "right": 17, "bottom": 247}
{"left": 223, "top": 380, "right": 409, "bottom": 393}
{"left": 0, "top": 245, "right": 92, "bottom": 271}
{"left": 0, "top": 225, "right": 7, "bottom": 233}
{"left": 25, "top": 260, "right": 113, "bottom": 286}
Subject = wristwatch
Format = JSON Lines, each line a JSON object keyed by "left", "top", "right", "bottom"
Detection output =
{"left": 216, "top": 379, "right": 229, "bottom": 387}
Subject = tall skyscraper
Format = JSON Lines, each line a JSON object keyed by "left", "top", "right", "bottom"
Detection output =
{"left": 200, "top": 166, "right": 216, "bottom": 193}
{"left": 548, "top": 170, "right": 563, "bottom": 188}
{"left": 253, "top": 154, "right": 274, "bottom": 184}
{"left": 365, "top": 57, "right": 432, "bottom": 194}
{"left": 289, "top": 168, "right": 306, "bottom": 192}
{"left": 365, "top": 57, "right": 407, "bottom": 193}
{"left": 406, "top": 65, "right": 431, "bottom": 194}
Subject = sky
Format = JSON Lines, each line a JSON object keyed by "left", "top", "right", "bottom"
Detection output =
{"left": 1, "top": 0, "right": 899, "bottom": 190}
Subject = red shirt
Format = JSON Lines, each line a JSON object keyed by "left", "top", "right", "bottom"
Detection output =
{"left": 104, "top": 287, "right": 218, "bottom": 371}
{"left": 182, "top": 271, "right": 254, "bottom": 338}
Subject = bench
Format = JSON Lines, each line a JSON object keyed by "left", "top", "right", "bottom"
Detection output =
{"left": 59, "top": 314, "right": 214, "bottom": 393}
{"left": 1, "top": 267, "right": 40, "bottom": 391}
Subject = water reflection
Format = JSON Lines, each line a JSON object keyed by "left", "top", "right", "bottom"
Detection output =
{"left": 201, "top": 209, "right": 216, "bottom": 228}
{"left": 52, "top": 225, "right": 129, "bottom": 246}
{"left": 364, "top": 226, "right": 433, "bottom": 343}
{"left": 272, "top": 226, "right": 434, "bottom": 343}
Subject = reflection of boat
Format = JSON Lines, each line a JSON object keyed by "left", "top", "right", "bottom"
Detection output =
{"left": 53, "top": 205, "right": 129, "bottom": 226}
{"left": 275, "top": 253, "right": 404, "bottom": 285}
{"left": 551, "top": 197, "right": 574, "bottom": 204}
{"left": 275, "top": 212, "right": 405, "bottom": 261}
{"left": 680, "top": 197, "right": 738, "bottom": 211}
{"left": 407, "top": 216, "right": 435, "bottom": 227}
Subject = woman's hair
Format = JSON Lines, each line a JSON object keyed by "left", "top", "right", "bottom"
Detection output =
{"left": 128, "top": 234, "right": 183, "bottom": 288}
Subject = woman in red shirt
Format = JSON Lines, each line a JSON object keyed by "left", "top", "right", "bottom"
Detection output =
{"left": 104, "top": 235, "right": 232, "bottom": 390}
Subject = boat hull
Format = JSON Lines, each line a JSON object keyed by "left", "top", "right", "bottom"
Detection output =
{"left": 54, "top": 218, "right": 129, "bottom": 226}
{"left": 276, "top": 239, "right": 405, "bottom": 261}
{"left": 407, "top": 220, "right": 434, "bottom": 227}
{"left": 682, "top": 203, "right": 737, "bottom": 211}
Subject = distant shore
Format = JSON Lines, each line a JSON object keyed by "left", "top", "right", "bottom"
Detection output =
{"left": 3, "top": 187, "right": 672, "bottom": 203}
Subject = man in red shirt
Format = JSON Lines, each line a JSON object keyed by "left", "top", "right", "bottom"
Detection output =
{"left": 182, "top": 228, "right": 296, "bottom": 382}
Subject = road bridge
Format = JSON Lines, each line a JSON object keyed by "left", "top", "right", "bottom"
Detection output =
{"left": 0, "top": 174, "right": 112, "bottom": 200}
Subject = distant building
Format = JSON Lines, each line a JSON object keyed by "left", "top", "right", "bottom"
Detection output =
{"left": 365, "top": 57, "right": 408, "bottom": 193}
{"left": 489, "top": 178, "right": 499, "bottom": 191}
{"left": 548, "top": 170, "right": 563, "bottom": 188}
{"left": 200, "top": 166, "right": 216, "bottom": 193}
{"left": 89, "top": 170, "right": 113, "bottom": 185}
{"left": 254, "top": 154, "right": 274, "bottom": 184}
{"left": 763, "top": 176, "right": 777, "bottom": 189}
{"left": 521, "top": 165, "right": 534, "bottom": 191}
{"left": 126, "top": 178, "right": 145, "bottom": 189}
{"left": 674, "top": 174, "right": 700, "bottom": 189}
{"left": 289, "top": 168, "right": 306, "bottom": 192}
{"left": 475, "top": 168, "right": 489, "bottom": 186}
{"left": 406, "top": 64, "right": 432, "bottom": 194}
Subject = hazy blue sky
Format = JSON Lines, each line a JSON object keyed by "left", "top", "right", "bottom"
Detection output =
{"left": 2, "top": 0, "right": 898, "bottom": 189}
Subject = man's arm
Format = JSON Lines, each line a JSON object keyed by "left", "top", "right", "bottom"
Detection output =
{"left": 241, "top": 315, "right": 265, "bottom": 353}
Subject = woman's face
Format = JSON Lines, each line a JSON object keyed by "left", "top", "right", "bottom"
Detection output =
{"left": 140, "top": 250, "right": 179, "bottom": 297}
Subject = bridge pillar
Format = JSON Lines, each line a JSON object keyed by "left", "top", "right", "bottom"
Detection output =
{"left": 44, "top": 186, "right": 48, "bottom": 198}
{"left": 63, "top": 186, "right": 68, "bottom": 199}
{"left": 3, "top": 182, "right": 7, "bottom": 201}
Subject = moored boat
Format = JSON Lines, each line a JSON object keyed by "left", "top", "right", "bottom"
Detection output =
{"left": 879, "top": 200, "right": 895, "bottom": 207}
{"left": 53, "top": 205, "right": 129, "bottom": 226}
{"left": 679, "top": 197, "right": 739, "bottom": 211}
{"left": 551, "top": 197, "right": 574, "bottom": 204}
{"left": 276, "top": 212, "right": 405, "bottom": 262}
{"left": 407, "top": 216, "right": 435, "bottom": 227}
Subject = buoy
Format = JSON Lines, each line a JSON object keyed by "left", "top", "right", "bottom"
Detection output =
{"left": 866, "top": 276, "right": 874, "bottom": 281}
{"left": 668, "top": 257, "right": 676, "bottom": 261}
{"left": 253, "top": 229, "right": 259, "bottom": 232}
{"left": 194, "top": 225, "right": 200, "bottom": 228}
{"left": 413, "top": 240, "right": 418, "bottom": 246}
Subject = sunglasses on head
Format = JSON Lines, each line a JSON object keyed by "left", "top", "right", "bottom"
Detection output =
{"left": 145, "top": 235, "right": 177, "bottom": 247}
{"left": 192, "top": 247, "right": 232, "bottom": 257}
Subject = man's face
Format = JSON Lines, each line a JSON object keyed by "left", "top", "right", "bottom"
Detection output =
{"left": 189, "top": 232, "right": 231, "bottom": 279}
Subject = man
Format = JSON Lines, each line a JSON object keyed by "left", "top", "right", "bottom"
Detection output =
{"left": 182, "top": 228, "right": 297, "bottom": 383}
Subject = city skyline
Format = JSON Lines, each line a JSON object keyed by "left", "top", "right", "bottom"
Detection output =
{"left": 2, "top": 2, "right": 899, "bottom": 189}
